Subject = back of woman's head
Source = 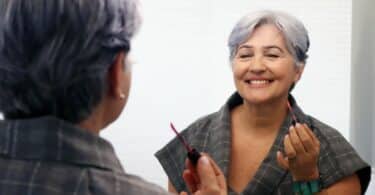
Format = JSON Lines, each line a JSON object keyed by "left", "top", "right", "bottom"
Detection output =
{"left": 0, "top": 0, "right": 141, "bottom": 123}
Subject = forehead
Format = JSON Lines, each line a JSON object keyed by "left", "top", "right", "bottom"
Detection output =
{"left": 241, "top": 24, "right": 287, "bottom": 48}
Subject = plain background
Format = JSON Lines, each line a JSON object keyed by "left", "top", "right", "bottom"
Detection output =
{"left": 101, "top": 0, "right": 354, "bottom": 188}
{"left": 351, "top": 0, "right": 375, "bottom": 193}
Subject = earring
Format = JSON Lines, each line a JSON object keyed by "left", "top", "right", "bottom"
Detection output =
{"left": 119, "top": 93, "right": 126, "bottom": 99}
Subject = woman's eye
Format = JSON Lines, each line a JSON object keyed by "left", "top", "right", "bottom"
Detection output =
{"left": 266, "top": 54, "right": 279, "bottom": 58}
{"left": 239, "top": 54, "right": 252, "bottom": 58}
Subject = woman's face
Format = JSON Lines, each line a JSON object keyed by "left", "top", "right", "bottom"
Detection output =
{"left": 232, "top": 24, "right": 304, "bottom": 105}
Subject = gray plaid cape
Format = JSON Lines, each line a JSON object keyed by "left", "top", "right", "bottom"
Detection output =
{"left": 0, "top": 116, "right": 169, "bottom": 195}
{"left": 155, "top": 92, "right": 371, "bottom": 195}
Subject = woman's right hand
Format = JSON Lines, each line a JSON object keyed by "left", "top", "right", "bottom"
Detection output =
{"left": 180, "top": 154, "right": 227, "bottom": 195}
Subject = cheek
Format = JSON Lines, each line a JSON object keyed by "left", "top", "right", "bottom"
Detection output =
{"left": 287, "top": 66, "right": 301, "bottom": 82}
{"left": 268, "top": 62, "right": 296, "bottom": 79}
{"left": 231, "top": 63, "right": 246, "bottom": 79}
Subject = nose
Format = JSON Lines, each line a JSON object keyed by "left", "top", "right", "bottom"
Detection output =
{"left": 248, "top": 56, "right": 266, "bottom": 74}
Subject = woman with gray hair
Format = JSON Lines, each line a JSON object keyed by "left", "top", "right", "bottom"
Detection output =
{"left": 156, "top": 10, "right": 371, "bottom": 195}
{"left": 0, "top": 0, "right": 227, "bottom": 194}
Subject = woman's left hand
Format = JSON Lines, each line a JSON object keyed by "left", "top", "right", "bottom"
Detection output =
{"left": 276, "top": 123, "right": 320, "bottom": 181}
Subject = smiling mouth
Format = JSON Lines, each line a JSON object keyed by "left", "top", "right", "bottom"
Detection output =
{"left": 245, "top": 79, "right": 274, "bottom": 86}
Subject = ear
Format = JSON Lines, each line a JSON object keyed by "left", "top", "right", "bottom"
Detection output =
{"left": 107, "top": 52, "right": 126, "bottom": 98}
{"left": 293, "top": 63, "right": 305, "bottom": 82}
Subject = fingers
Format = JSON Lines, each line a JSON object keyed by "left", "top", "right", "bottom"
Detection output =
{"left": 182, "top": 169, "right": 198, "bottom": 193}
{"left": 303, "top": 124, "right": 320, "bottom": 147}
{"left": 290, "top": 123, "right": 319, "bottom": 155}
{"left": 276, "top": 150, "right": 289, "bottom": 170}
{"left": 284, "top": 134, "right": 297, "bottom": 160}
{"left": 183, "top": 154, "right": 226, "bottom": 194}
{"left": 182, "top": 153, "right": 226, "bottom": 194}
{"left": 289, "top": 123, "right": 320, "bottom": 154}
{"left": 294, "top": 123, "right": 315, "bottom": 153}
{"left": 288, "top": 126, "right": 306, "bottom": 154}
{"left": 196, "top": 156, "right": 219, "bottom": 187}
{"left": 282, "top": 123, "right": 321, "bottom": 181}
{"left": 180, "top": 192, "right": 188, "bottom": 195}
{"left": 195, "top": 155, "right": 226, "bottom": 194}
{"left": 185, "top": 158, "right": 200, "bottom": 184}
{"left": 203, "top": 154, "right": 226, "bottom": 189}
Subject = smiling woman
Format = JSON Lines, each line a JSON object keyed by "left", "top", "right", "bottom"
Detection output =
{"left": 155, "top": 10, "right": 371, "bottom": 195}
{"left": 231, "top": 24, "right": 302, "bottom": 105}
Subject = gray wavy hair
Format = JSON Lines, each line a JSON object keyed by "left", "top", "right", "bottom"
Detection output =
{"left": 228, "top": 10, "right": 310, "bottom": 66}
{"left": 0, "top": 0, "right": 141, "bottom": 123}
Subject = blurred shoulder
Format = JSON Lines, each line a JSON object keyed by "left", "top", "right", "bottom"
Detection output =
{"left": 88, "top": 167, "right": 169, "bottom": 195}
{"left": 117, "top": 173, "right": 169, "bottom": 195}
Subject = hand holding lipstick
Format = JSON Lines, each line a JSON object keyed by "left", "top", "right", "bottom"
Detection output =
{"left": 180, "top": 154, "right": 227, "bottom": 195}
{"left": 276, "top": 123, "right": 320, "bottom": 181}
{"left": 170, "top": 123, "right": 227, "bottom": 195}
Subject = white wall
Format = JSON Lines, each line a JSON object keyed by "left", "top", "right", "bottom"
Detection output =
{"left": 351, "top": 0, "right": 375, "bottom": 193}
{"left": 351, "top": 0, "right": 375, "bottom": 166}
{"left": 101, "top": 0, "right": 352, "bottom": 189}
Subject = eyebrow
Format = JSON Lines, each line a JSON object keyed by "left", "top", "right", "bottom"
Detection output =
{"left": 238, "top": 45, "right": 253, "bottom": 49}
{"left": 238, "top": 45, "right": 284, "bottom": 52}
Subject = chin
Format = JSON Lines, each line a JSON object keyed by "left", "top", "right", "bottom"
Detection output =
{"left": 245, "top": 97, "right": 272, "bottom": 105}
{"left": 240, "top": 92, "right": 284, "bottom": 105}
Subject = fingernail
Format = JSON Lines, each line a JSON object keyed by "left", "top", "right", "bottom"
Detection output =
{"left": 289, "top": 126, "right": 294, "bottom": 132}
{"left": 296, "top": 123, "right": 301, "bottom": 128}
{"left": 199, "top": 156, "right": 210, "bottom": 166}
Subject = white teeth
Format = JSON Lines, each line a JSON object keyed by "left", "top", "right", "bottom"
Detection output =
{"left": 249, "top": 80, "right": 269, "bottom": 84}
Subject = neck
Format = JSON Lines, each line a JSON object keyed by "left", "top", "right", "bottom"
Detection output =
{"left": 77, "top": 103, "right": 106, "bottom": 135}
{"left": 236, "top": 95, "right": 289, "bottom": 136}
{"left": 78, "top": 115, "right": 102, "bottom": 135}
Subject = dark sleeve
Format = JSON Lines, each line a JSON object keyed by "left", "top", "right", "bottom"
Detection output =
{"left": 312, "top": 118, "right": 371, "bottom": 194}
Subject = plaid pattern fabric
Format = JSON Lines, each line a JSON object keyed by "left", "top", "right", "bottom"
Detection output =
{"left": 0, "top": 116, "right": 169, "bottom": 195}
{"left": 155, "top": 92, "right": 371, "bottom": 195}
